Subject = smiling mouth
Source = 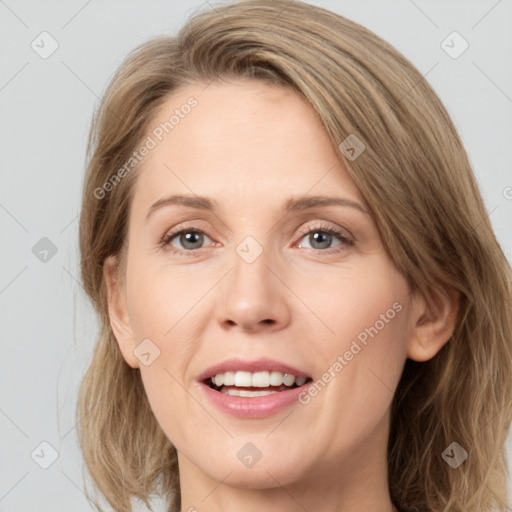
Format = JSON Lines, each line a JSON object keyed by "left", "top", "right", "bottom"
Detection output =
{"left": 204, "top": 370, "right": 313, "bottom": 397}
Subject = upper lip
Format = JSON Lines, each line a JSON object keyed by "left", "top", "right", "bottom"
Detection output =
{"left": 197, "top": 357, "right": 311, "bottom": 382}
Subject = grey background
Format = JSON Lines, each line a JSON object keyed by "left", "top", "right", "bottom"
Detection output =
{"left": 1, "top": 0, "right": 511, "bottom": 511}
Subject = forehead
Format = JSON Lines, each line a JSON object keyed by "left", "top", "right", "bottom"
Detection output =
{"left": 130, "top": 80, "right": 365, "bottom": 216}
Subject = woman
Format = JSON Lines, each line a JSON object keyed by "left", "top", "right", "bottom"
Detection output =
{"left": 77, "top": 1, "right": 512, "bottom": 511}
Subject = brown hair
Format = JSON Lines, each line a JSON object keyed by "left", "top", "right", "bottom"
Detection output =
{"left": 77, "top": 1, "right": 512, "bottom": 511}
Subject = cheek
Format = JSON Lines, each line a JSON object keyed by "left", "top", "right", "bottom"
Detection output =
{"left": 297, "top": 260, "right": 410, "bottom": 416}
{"left": 125, "top": 258, "right": 200, "bottom": 339}
{"left": 297, "top": 259, "right": 410, "bottom": 352}
{"left": 123, "top": 260, "right": 208, "bottom": 442}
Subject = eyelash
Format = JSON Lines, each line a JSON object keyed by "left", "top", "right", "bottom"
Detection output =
{"left": 160, "top": 222, "right": 354, "bottom": 257}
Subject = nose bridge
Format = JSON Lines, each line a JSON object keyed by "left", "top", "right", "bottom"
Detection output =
{"left": 216, "top": 234, "right": 290, "bottom": 332}
{"left": 231, "top": 235, "right": 276, "bottom": 306}
{"left": 232, "top": 236, "right": 272, "bottom": 292}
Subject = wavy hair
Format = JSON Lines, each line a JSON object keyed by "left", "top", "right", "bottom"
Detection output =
{"left": 77, "top": 1, "right": 512, "bottom": 511}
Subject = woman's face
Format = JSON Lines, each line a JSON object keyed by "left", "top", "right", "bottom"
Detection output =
{"left": 106, "top": 79, "right": 433, "bottom": 495}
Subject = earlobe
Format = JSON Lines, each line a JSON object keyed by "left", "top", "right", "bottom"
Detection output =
{"left": 407, "top": 288, "right": 460, "bottom": 362}
{"left": 103, "top": 255, "right": 140, "bottom": 369}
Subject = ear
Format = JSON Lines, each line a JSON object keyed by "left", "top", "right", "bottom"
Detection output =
{"left": 103, "top": 255, "right": 139, "bottom": 369}
{"left": 407, "top": 287, "right": 459, "bottom": 362}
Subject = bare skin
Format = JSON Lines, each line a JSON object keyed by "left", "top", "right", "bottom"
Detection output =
{"left": 104, "top": 79, "right": 458, "bottom": 512}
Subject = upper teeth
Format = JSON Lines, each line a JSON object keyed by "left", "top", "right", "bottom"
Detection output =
{"left": 211, "top": 371, "right": 307, "bottom": 388}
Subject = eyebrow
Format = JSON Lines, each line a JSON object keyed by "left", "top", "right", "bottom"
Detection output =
{"left": 146, "top": 194, "right": 369, "bottom": 219}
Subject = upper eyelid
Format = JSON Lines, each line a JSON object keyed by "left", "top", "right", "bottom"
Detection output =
{"left": 295, "top": 222, "right": 353, "bottom": 239}
{"left": 164, "top": 220, "right": 348, "bottom": 237}
{"left": 163, "top": 221, "right": 353, "bottom": 248}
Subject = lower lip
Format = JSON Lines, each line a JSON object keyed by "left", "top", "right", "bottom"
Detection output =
{"left": 198, "top": 381, "right": 310, "bottom": 419}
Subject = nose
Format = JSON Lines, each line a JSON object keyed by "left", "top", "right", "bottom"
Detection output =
{"left": 216, "top": 245, "right": 291, "bottom": 334}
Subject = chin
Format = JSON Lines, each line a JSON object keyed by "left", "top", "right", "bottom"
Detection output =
{"left": 198, "top": 446, "right": 311, "bottom": 489}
